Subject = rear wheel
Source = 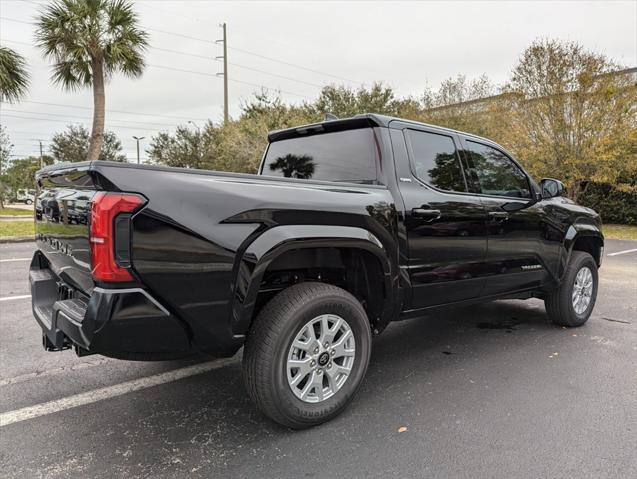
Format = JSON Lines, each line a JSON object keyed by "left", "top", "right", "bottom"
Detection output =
{"left": 242, "top": 282, "right": 372, "bottom": 429}
{"left": 545, "top": 251, "right": 598, "bottom": 327}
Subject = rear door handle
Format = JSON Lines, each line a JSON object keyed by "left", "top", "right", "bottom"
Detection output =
{"left": 412, "top": 208, "right": 441, "bottom": 221}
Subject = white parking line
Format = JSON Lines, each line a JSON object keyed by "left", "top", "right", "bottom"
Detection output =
{"left": 0, "top": 258, "right": 30, "bottom": 263}
{"left": 607, "top": 248, "right": 637, "bottom": 257}
{"left": 0, "top": 357, "right": 238, "bottom": 427}
{"left": 0, "top": 294, "right": 31, "bottom": 302}
{"left": 0, "top": 358, "right": 113, "bottom": 387}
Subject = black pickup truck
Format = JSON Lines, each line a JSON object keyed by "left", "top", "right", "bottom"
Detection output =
{"left": 30, "top": 114, "right": 603, "bottom": 428}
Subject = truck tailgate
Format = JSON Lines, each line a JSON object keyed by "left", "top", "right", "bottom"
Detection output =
{"left": 34, "top": 163, "right": 96, "bottom": 295}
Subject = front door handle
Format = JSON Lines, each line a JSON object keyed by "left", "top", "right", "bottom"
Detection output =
{"left": 489, "top": 211, "right": 509, "bottom": 221}
{"left": 412, "top": 208, "right": 441, "bottom": 221}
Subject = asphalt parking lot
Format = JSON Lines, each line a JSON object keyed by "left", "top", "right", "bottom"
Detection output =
{"left": 1, "top": 240, "right": 635, "bottom": 478}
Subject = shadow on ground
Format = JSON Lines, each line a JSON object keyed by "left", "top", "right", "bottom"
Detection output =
{"left": 4, "top": 299, "right": 560, "bottom": 478}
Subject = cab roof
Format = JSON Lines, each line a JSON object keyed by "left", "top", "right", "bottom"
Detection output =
{"left": 267, "top": 113, "right": 491, "bottom": 143}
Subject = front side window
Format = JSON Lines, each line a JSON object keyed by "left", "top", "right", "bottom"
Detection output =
{"left": 405, "top": 130, "right": 466, "bottom": 192}
{"left": 464, "top": 141, "right": 531, "bottom": 198}
{"left": 262, "top": 128, "right": 378, "bottom": 184}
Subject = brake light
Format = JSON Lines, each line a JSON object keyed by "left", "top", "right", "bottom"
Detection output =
{"left": 90, "top": 192, "right": 145, "bottom": 282}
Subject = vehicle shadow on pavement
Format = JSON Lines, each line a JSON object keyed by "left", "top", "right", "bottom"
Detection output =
{"left": 6, "top": 299, "right": 558, "bottom": 478}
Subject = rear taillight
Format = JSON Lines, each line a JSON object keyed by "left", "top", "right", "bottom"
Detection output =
{"left": 90, "top": 192, "right": 145, "bottom": 282}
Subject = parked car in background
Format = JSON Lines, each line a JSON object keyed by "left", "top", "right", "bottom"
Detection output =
{"left": 15, "top": 189, "right": 36, "bottom": 205}
{"left": 29, "top": 114, "right": 603, "bottom": 428}
{"left": 35, "top": 190, "right": 56, "bottom": 220}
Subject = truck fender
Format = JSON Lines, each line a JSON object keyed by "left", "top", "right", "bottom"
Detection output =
{"left": 558, "top": 222, "right": 604, "bottom": 280}
{"left": 230, "top": 225, "right": 394, "bottom": 337}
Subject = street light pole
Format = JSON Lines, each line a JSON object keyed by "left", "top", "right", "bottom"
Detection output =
{"left": 132, "top": 136, "right": 145, "bottom": 164}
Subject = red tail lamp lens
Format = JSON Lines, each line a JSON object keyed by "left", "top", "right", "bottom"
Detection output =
{"left": 90, "top": 192, "right": 145, "bottom": 282}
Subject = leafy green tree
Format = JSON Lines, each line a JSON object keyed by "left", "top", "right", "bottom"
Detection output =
{"left": 422, "top": 74, "right": 494, "bottom": 109}
{"left": 0, "top": 46, "right": 30, "bottom": 103}
{"left": 0, "top": 125, "right": 12, "bottom": 176}
{"left": 418, "top": 74, "right": 502, "bottom": 137}
{"left": 0, "top": 126, "right": 14, "bottom": 208}
{"left": 50, "top": 125, "right": 127, "bottom": 162}
{"left": 502, "top": 39, "right": 637, "bottom": 201}
{"left": 147, "top": 123, "right": 216, "bottom": 169}
{"left": 307, "top": 82, "right": 417, "bottom": 118}
{"left": 3, "top": 155, "right": 54, "bottom": 193}
{"left": 214, "top": 92, "right": 314, "bottom": 173}
{"left": 35, "top": 0, "right": 148, "bottom": 161}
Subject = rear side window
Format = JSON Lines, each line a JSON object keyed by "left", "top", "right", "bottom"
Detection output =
{"left": 405, "top": 129, "right": 467, "bottom": 192}
{"left": 262, "top": 128, "right": 378, "bottom": 183}
{"left": 464, "top": 141, "right": 531, "bottom": 198}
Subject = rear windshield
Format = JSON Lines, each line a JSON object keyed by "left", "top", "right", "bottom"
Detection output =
{"left": 261, "top": 128, "right": 379, "bottom": 184}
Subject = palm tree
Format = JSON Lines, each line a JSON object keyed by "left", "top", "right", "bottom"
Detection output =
{"left": 269, "top": 154, "right": 316, "bottom": 179}
{"left": 35, "top": 0, "right": 148, "bottom": 161}
{"left": 0, "top": 46, "right": 30, "bottom": 103}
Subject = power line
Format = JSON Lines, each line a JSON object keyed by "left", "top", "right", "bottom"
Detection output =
{"left": 226, "top": 45, "right": 360, "bottom": 84}
{"left": 150, "top": 46, "right": 325, "bottom": 88}
{"left": 3, "top": 108, "right": 181, "bottom": 128}
{"left": 146, "top": 27, "right": 214, "bottom": 45}
{"left": 0, "top": 38, "right": 32, "bottom": 47}
{"left": 2, "top": 130, "right": 52, "bottom": 137}
{"left": 146, "top": 63, "right": 311, "bottom": 99}
{"left": 146, "top": 2, "right": 308, "bottom": 58}
{"left": 136, "top": 4, "right": 360, "bottom": 84}
{"left": 2, "top": 15, "right": 359, "bottom": 84}
{"left": 152, "top": 46, "right": 212, "bottom": 60}
{"left": 0, "top": 17, "right": 32, "bottom": 25}
{"left": 227, "top": 61, "right": 325, "bottom": 88}
{"left": 2, "top": 22, "right": 317, "bottom": 98}
{"left": 138, "top": 3, "right": 206, "bottom": 26}
{"left": 5, "top": 100, "right": 209, "bottom": 122}
{"left": 143, "top": 22, "right": 359, "bottom": 84}
{"left": 2, "top": 113, "right": 169, "bottom": 132}
{"left": 228, "top": 78, "right": 308, "bottom": 99}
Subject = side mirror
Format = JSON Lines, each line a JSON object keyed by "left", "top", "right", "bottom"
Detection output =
{"left": 540, "top": 178, "right": 567, "bottom": 199}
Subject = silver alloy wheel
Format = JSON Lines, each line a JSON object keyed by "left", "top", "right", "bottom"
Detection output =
{"left": 286, "top": 314, "right": 356, "bottom": 403}
{"left": 572, "top": 266, "right": 594, "bottom": 314}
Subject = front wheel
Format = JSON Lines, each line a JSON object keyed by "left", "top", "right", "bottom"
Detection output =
{"left": 545, "top": 251, "right": 598, "bottom": 327}
{"left": 243, "top": 282, "right": 372, "bottom": 429}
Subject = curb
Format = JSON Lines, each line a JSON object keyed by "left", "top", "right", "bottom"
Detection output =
{"left": 0, "top": 236, "right": 35, "bottom": 244}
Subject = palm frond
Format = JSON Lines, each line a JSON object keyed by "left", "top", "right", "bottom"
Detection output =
{"left": 0, "top": 46, "right": 30, "bottom": 103}
{"left": 34, "top": 0, "right": 146, "bottom": 90}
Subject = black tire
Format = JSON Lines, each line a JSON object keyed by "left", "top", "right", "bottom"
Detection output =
{"left": 242, "top": 282, "right": 372, "bottom": 429}
{"left": 545, "top": 251, "right": 598, "bottom": 327}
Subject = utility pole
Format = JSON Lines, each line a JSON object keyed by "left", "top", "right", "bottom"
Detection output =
{"left": 132, "top": 136, "right": 145, "bottom": 164}
{"left": 30, "top": 139, "right": 45, "bottom": 168}
{"left": 216, "top": 23, "right": 229, "bottom": 124}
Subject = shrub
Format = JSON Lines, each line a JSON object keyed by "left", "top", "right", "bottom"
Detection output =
{"left": 578, "top": 183, "right": 637, "bottom": 225}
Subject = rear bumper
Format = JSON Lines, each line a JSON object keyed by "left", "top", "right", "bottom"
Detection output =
{"left": 29, "top": 255, "right": 192, "bottom": 360}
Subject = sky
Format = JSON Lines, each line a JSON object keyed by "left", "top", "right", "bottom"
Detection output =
{"left": 1, "top": 0, "right": 635, "bottom": 162}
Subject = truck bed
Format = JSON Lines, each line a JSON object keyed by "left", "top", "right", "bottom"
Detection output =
{"left": 32, "top": 161, "right": 395, "bottom": 358}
